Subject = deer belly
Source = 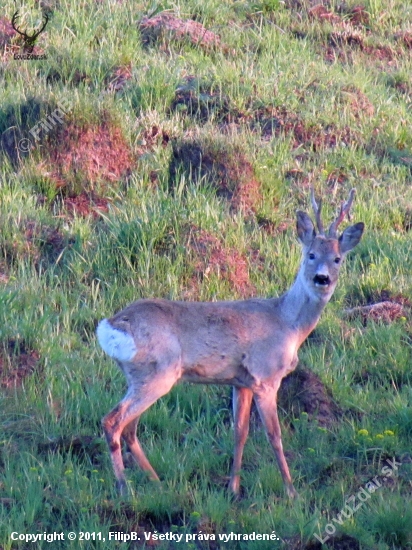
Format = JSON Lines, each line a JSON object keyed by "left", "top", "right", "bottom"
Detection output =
{"left": 181, "top": 354, "right": 255, "bottom": 388}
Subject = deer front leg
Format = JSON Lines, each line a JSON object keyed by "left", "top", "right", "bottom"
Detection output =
{"left": 254, "top": 388, "right": 298, "bottom": 499}
{"left": 229, "top": 386, "right": 253, "bottom": 496}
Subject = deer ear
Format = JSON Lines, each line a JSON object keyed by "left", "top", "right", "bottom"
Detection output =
{"left": 296, "top": 211, "right": 316, "bottom": 247}
{"left": 339, "top": 222, "right": 364, "bottom": 254}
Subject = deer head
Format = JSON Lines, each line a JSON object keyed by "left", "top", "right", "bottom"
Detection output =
{"left": 296, "top": 188, "right": 364, "bottom": 301}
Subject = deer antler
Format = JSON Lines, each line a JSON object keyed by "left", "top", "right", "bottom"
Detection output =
{"left": 328, "top": 188, "right": 356, "bottom": 237}
{"left": 11, "top": 10, "right": 49, "bottom": 52}
{"left": 310, "top": 187, "right": 325, "bottom": 235}
{"left": 11, "top": 11, "right": 26, "bottom": 38}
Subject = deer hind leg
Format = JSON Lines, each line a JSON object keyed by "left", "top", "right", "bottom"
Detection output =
{"left": 229, "top": 387, "right": 253, "bottom": 496}
{"left": 254, "top": 388, "right": 298, "bottom": 499}
{"left": 122, "top": 417, "right": 159, "bottom": 482}
{"left": 102, "top": 370, "right": 179, "bottom": 495}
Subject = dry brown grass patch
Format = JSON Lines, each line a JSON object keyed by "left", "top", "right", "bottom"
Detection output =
{"left": 138, "top": 13, "right": 221, "bottom": 51}
{"left": 308, "top": 5, "right": 342, "bottom": 24}
{"left": 344, "top": 295, "right": 411, "bottom": 324}
{"left": 62, "top": 193, "right": 109, "bottom": 219}
{"left": 340, "top": 86, "right": 374, "bottom": 118}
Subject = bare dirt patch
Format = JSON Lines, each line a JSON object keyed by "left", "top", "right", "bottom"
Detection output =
{"left": 362, "top": 44, "right": 397, "bottom": 62}
{"left": 338, "top": 4, "right": 370, "bottom": 27}
{"left": 184, "top": 224, "right": 256, "bottom": 298}
{"left": 45, "top": 116, "right": 134, "bottom": 194}
{"left": 0, "top": 339, "right": 40, "bottom": 389}
{"left": 326, "top": 29, "right": 398, "bottom": 64}
{"left": 279, "top": 365, "right": 340, "bottom": 426}
{"left": 138, "top": 12, "right": 221, "bottom": 51}
{"left": 347, "top": 6, "right": 369, "bottom": 27}
{"left": 308, "top": 3, "right": 369, "bottom": 28}
{"left": 169, "top": 139, "right": 262, "bottom": 214}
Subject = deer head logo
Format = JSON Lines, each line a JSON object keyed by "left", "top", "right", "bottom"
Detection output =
{"left": 11, "top": 9, "right": 49, "bottom": 53}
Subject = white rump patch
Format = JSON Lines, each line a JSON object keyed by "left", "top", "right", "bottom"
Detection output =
{"left": 96, "top": 319, "right": 137, "bottom": 362}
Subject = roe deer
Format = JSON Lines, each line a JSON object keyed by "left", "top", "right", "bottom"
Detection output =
{"left": 97, "top": 189, "right": 364, "bottom": 498}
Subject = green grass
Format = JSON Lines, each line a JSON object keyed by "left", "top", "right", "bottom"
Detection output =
{"left": 1, "top": 0, "right": 412, "bottom": 548}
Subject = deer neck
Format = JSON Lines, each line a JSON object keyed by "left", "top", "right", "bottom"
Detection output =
{"left": 279, "top": 269, "right": 332, "bottom": 346}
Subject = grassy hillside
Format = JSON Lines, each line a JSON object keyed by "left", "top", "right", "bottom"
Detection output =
{"left": 0, "top": 0, "right": 411, "bottom": 548}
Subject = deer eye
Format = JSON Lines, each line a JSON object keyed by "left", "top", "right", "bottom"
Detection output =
{"left": 308, "top": 253, "right": 315, "bottom": 260}
{"left": 334, "top": 257, "right": 341, "bottom": 264}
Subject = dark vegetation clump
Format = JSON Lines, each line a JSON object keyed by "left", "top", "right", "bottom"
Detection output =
{"left": 170, "top": 77, "right": 233, "bottom": 124}
{"left": 0, "top": 339, "right": 40, "bottom": 389}
{"left": 38, "top": 436, "right": 105, "bottom": 464}
{"left": 279, "top": 365, "right": 341, "bottom": 426}
{"left": 252, "top": 106, "right": 357, "bottom": 151}
{"left": 169, "top": 138, "right": 262, "bottom": 214}
{"left": 0, "top": 97, "right": 47, "bottom": 165}
{"left": 1, "top": 218, "right": 74, "bottom": 270}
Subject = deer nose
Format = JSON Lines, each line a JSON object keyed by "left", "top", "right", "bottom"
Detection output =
{"left": 316, "top": 264, "right": 329, "bottom": 277}
{"left": 313, "top": 265, "right": 331, "bottom": 287}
